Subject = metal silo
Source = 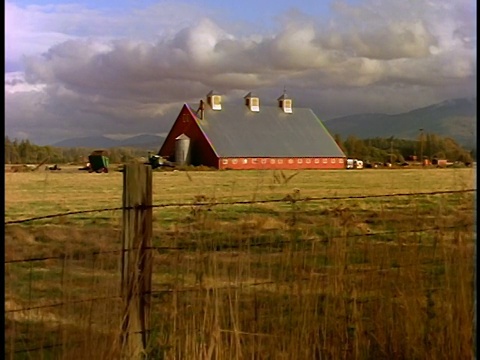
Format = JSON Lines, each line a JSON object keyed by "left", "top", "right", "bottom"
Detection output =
{"left": 175, "top": 134, "right": 191, "bottom": 166}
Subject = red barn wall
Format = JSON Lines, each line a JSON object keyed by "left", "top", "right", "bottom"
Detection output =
{"left": 159, "top": 106, "right": 218, "bottom": 167}
{"left": 218, "top": 157, "right": 346, "bottom": 170}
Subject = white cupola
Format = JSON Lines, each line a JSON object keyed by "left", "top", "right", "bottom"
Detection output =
{"left": 207, "top": 90, "right": 222, "bottom": 111}
{"left": 277, "top": 92, "right": 292, "bottom": 113}
{"left": 244, "top": 92, "right": 260, "bottom": 112}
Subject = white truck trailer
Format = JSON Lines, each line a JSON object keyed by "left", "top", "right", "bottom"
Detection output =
{"left": 346, "top": 159, "right": 364, "bottom": 169}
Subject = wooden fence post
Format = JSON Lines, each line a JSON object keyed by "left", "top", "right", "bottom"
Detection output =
{"left": 121, "top": 163, "right": 153, "bottom": 359}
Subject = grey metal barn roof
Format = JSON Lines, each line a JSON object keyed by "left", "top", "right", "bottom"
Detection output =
{"left": 187, "top": 104, "right": 346, "bottom": 158}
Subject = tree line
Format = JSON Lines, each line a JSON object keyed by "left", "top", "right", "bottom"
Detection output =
{"left": 4, "top": 134, "right": 475, "bottom": 165}
{"left": 333, "top": 133, "right": 474, "bottom": 164}
{"left": 4, "top": 137, "right": 151, "bottom": 165}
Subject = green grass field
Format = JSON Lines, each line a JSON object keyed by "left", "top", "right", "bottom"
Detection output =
{"left": 5, "top": 167, "right": 476, "bottom": 359}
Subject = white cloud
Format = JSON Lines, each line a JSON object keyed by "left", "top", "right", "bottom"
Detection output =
{"left": 5, "top": 72, "right": 46, "bottom": 93}
{"left": 4, "top": 0, "right": 476, "bottom": 144}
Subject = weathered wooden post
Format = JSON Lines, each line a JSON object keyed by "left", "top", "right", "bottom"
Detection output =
{"left": 121, "top": 163, "right": 153, "bottom": 359}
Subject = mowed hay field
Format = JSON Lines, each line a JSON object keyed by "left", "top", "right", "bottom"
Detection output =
{"left": 5, "top": 167, "right": 476, "bottom": 359}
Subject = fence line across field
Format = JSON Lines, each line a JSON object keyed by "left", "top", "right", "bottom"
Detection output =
{"left": 4, "top": 188, "right": 475, "bottom": 225}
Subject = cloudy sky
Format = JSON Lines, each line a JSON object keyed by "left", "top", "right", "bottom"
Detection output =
{"left": 5, "top": 0, "right": 477, "bottom": 145}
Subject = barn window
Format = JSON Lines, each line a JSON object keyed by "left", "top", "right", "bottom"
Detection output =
{"left": 278, "top": 159, "right": 283, "bottom": 164}
{"left": 222, "top": 159, "right": 228, "bottom": 165}
{"left": 323, "top": 158, "right": 327, "bottom": 164}
{"left": 252, "top": 158, "right": 257, "bottom": 164}
{"left": 315, "top": 159, "right": 320, "bottom": 164}
{"left": 297, "top": 159, "right": 303, "bottom": 164}
{"left": 243, "top": 159, "right": 248, "bottom": 164}
{"left": 306, "top": 159, "right": 311, "bottom": 164}
{"left": 331, "top": 159, "right": 336, "bottom": 164}
{"left": 288, "top": 159, "right": 294, "bottom": 164}
{"left": 339, "top": 158, "right": 344, "bottom": 164}
{"left": 270, "top": 159, "right": 276, "bottom": 164}
{"left": 261, "top": 159, "right": 267, "bottom": 164}
{"left": 232, "top": 159, "right": 238, "bottom": 164}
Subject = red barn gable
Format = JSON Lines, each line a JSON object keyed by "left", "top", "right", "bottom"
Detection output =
{"left": 159, "top": 92, "right": 347, "bottom": 170}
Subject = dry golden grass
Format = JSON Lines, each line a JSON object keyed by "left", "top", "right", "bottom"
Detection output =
{"left": 5, "top": 167, "right": 475, "bottom": 359}
{"left": 5, "top": 167, "right": 474, "bottom": 222}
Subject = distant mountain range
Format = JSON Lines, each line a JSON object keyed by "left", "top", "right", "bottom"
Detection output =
{"left": 52, "top": 134, "right": 165, "bottom": 150}
{"left": 51, "top": 98, "right": 476, "bottom": 150}
{"left": 323, "top": 98, "right": 476, "bottom": 149}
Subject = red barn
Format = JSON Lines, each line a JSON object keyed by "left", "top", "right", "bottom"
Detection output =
{"left": 159, "top": 91, "right": 346, "bottom": 170}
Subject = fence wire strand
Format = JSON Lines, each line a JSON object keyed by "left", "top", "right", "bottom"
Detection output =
{"left": 5, "top": 188, "right": 475, "bottom": 225}
{"left": 5, "top": 256, "right": 452, "bottom": 315}
{"left": 4, "top": 223, "right": 473, "bottom": 265}
{"left": 5, "top": 223, "right": 474, "bottom": 313}
{"left": 5, "top": 295, "right": 122, "bottom": 313}
{"left": 9, "top": 340, "right": 88, "bottom": 355}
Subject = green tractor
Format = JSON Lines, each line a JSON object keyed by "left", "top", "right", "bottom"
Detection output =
{"left": 87, "top": 150, "right": 110, "bottom": 173}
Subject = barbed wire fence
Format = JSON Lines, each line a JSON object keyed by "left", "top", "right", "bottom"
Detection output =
{"left": 4, "top": 164, "right": 476, "bottom": 358}
{"left": 5, "top": 188, "right": 474, "bottom": 225}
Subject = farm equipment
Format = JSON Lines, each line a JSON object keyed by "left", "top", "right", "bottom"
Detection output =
{"left": 116, "top": 153, "right": 175, "bottom": 172}
{"left": 78, "top": 150, "right": 109, "bottom": 173}
{"left": 47, "top": 164, "right": 61, "bottom": 171}
{"left": 146, "top": 153, "right": 175, "bottom": 169}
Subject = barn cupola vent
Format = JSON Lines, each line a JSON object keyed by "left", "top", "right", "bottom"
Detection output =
{"left": 207, "top": 90, "right": 222, "bottom": 111}
{"left": 244, "top": 92, "right": 260, "bottom": 112}
{"left": 277, "top": 92, "right": 292, "bottom": 114}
